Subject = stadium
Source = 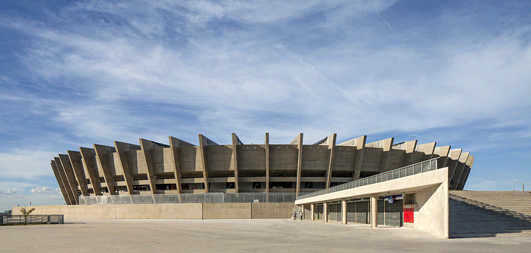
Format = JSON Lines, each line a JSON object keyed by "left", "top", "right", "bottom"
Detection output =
{"left": 49, "top": 133, "right": 473, "bottom": 206}
{"left": 8, "top": 132, "right": 531, "bottom": 238}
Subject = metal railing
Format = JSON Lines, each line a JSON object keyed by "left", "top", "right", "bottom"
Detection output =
{"left": 79, "top": 192, "right": 297, "bottom": 205}
{"left": 0, "top": 215, "right": 64, "bottom": 225}
{"left": 297, "top": 158, "right": 439, "bottom": 200}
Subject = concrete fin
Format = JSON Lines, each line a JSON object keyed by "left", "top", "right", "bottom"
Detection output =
{"left": 458, "top": 151, "right": 470, "bottom": 163}
{"left": 232, "top": 133, "right": 243, "bottom": 145}
{"left": 448, "top": 148, "right": 462, "bottom": 160}
{"left": 265, "top": 132, "right": 270, "bottom": 193}
{"left": 338, "top": 135, "right": 366, "bottom": 148}
{"left": 434, "top": 146, "right": 451, "bottom": 157}
{"left": 326, "top": 134, "right": 337, "bottom": 188}
{"left": 139, "top": 138, "right": 169, "bottom": 149}
{"left": 366, "top": 137, "right": 393, "bottom": 151}
{"left": 466, "top": 154, "right": 474, "bottom": 167}
{"left": 198, "top": 135, "right": 218, "bottom": 146}
{"left": 415, "top": 142, "right": 436, "bottom": 155}
{"left": 139, "top": 139, "right": 160, "bottom": 194}
{"left": 198, "top": 134, "right": 210, "bottom": 191}
{"left": 114, "top": 141, "right": 141, "bottom": 152}
{"left": 295, "top": 133, "right": 303, "bottom": 196}
{"left": 50, "top": 160, "right": 70, "bottom": 205}
{"left": 67, "top": 151, "right": 89, "bottom": 196}
{"left": 79, "top": 147, "right": 101, "bottom": 195}
{"left": 59, "top": 154, "right": 80, "bottom": 204}
{"left": 54, "top": 157, "right": 75, "bottom": 205}
{"left": 231, "top": 133, "right": 241, "bottom": 192}
{"left": 392, "top": 140, "right": 417, "bottom": 153}
{"left": 114, "top": 141, "right": 140, "bottom": 195}
{"left": 93, "top": 144, "right": 117, "bottom": 195}
{"left": 169, "top": 136, "right": 194, "bottom": 147}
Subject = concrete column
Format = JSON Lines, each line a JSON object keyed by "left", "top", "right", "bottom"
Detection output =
{"left": 294, "top": 133, "right": 303, "bottom": 197}
{"left": 341, "top": 200, "right": 347, "bottom": 224}
{"left": 370, "top": 196, "right": 378, "bottom": 228}
{"left": 265, "top": 133, "right": 270, "bottom": 194}
{"left": 325, "top": 134, "right": 336, "bottom": 189}
{"left": 310, "top": 203, "right": 314, "bottom": 221}
{"left": 323, "top": 202, "right": 328, "bottom": 223}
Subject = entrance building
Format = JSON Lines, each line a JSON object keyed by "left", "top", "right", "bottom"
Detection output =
{"left": 295, "top": 158, "right": 451, "bottom": 238}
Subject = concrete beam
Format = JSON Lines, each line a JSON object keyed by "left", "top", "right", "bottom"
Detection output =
{"left": 114, "top": 141, "right": 141, "bottom": 195}
{"left": 367, "top": 137, "right": 394, "bottom": 171}
{"left": 434, "top": 145, "right": 451, "bottom": 157}
{"left": 447, "top": 148, "right": 462, "bottom": 188}
{"left": 393, "top": 140, "right": 417, "bottom": 153}
{"left": 232, "top": 133, "right": 242, "bottom": 192}
{"left": 198, "top": 134, "right": 217, "bottom": 192}
{"left": 79, "top": 147, "right": 102, "bottom": 196}
{"left": 434, "top": 145, "right": 451, "bottom": 168}
{"left": 265, "top": 133, "right": 270, "bottom": 193}
{"left": 59, "top": 154, "right": 80, "bottom": 204}
{"left": 338, "top": 135, "right": 366, "bottom": 179}
{"left": 326, "top": 133, "right": 337, "bottom": 189}
{"left": 294, "top": 133, "right": 303, "bottom": 196}
{"left": 415, "top": 142, "right": 436, "bottom": 155}
{"left": 54, "top": 157, "right": 75, "bottom": 205}
{"left": 458, "top": 155, "right": 474, "bottom": 190}
{"left": 169, "top": 136, "right": 194, "bottom": 193}
{"left": 93, "top": 144, "right": 117, "bottom": 195}
{"left": 67, "top": 151, "right": 89, "bottom": 196}
{"left": 50, "top": 160, "right": 70, "bottom": 205}
{"left": 139, "top": 138, "right": 169, "bottom": 195}
{"left": 452, "top": 151, "right": 469, "bottom": 189}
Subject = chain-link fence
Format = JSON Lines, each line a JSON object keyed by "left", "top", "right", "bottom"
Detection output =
{"left": 79, "top": 192, "right": 297, "bottom": 205}
{"left": 297, "top": 158, "right": 439, "bottom": 200}
{"left": 0, "top": 215, "right": 64, "bottom": 225}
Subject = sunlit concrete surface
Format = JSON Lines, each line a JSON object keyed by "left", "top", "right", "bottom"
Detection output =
{"left": 1, "top": 219, "right": 530, "bottom": 253}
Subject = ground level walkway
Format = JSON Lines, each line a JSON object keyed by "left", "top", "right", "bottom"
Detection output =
{"left": 1, "top": 219, "right": 530, "bottom": 253}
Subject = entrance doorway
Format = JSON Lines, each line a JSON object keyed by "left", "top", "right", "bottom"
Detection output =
{"left": 377, "top": 195, "right": 403, "bottom": 227}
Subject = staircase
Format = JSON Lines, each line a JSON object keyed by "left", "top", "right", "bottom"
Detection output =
{"left": 449, "top": 191, "right": 531, "bottom": 238}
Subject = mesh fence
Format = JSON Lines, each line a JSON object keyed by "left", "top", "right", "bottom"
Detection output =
{"left": 79, "top": 192, "right": 296, "bottom": 205}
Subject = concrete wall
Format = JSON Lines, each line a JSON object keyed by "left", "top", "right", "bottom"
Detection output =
{"left": 12, "top": 203, "right": 294, "bottom": 220}
{"left": 413, "top": 182, "right": 449, "bottom": 238}
{"left": 202, "top": 203, "right": 251, "bottom": 219}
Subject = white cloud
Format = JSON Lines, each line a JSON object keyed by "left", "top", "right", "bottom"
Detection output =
{"left": 30, "top": 187, "right": 53, "bottom": 193}
{"left": 0, "top": 150, "right": 56, "bottom": 178}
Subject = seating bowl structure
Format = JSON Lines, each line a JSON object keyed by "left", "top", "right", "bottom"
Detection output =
{"left": 49, "top": 133, "right": 473, "bottom": 205}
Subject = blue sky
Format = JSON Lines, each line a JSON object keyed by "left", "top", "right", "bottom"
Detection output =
{"left": 1, "top": 0, "right": 531, "bottom": 210}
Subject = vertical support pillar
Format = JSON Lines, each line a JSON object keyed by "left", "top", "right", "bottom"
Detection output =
{"left": 370, "top": 196, "right": 378, "bottom": 228}
{"left": 79, "top": 147, "right": 102, "bottom": 196}
{"left": 338, "top": 136, "right": 366, "bottom": 179}
{"left": 265, "top": 133, "right": 270, "bottom": 194}
{"left": 323, "top": 202, "right": 328, "bottom": 222}
{"left": 54, "top": 157, "right": 75, "bottom": 205}
{"left": 295, "top": 133, "right": 303, "bottom": 197}
{"left": 310, "top": 203, "right": 315, "bottom": 221}
{"left": 231, "top": 133, "right": 242, "bottom": 193}
{"left": 326, "top": 134, "right": 337, "bottom": 189}
{"left": 50, "top": 160, "right": 71, "bottom": 205}
{"left": 341, "top": 200, "right": 347, "bottom": 224}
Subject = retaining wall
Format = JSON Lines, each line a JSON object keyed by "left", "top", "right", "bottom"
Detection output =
{"left": 12, "top": 202, "right": 294, "bottom": 220}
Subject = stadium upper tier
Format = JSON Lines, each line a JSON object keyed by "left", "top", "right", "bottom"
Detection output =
{"left": 50, "top": 133, "right": 474, "bottom": 205}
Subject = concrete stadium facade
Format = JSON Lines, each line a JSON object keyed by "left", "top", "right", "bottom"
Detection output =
{"left": 50, "top": 133, "right": 474, "bottom": 205}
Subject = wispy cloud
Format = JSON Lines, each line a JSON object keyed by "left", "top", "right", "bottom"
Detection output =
{"left": 0, "top": 1, "right": 530, "bottom": 208}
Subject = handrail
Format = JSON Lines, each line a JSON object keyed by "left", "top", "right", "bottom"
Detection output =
{"left": 297, "top": 158, "right": 439, "bottom": 200}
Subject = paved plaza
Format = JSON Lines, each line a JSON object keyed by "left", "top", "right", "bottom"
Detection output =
{"left": 1, "top": 219, "right": 530, "bottom": 253}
